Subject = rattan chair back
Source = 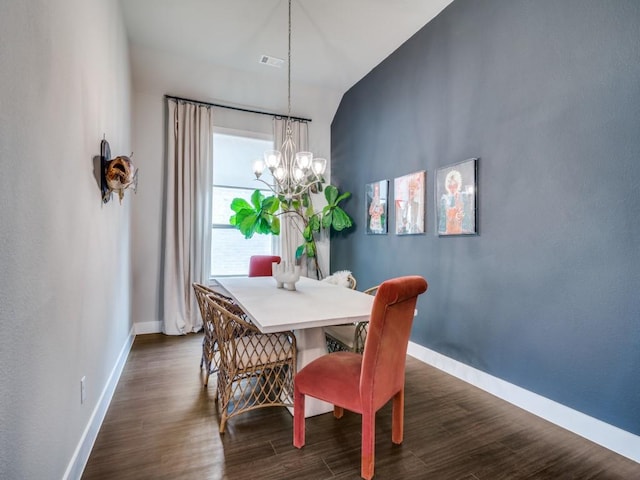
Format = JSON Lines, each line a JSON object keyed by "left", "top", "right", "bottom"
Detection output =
{"left": 325, "top": 285, "right": 379, "bottom": 354}
{"left": 204, "top": 294, "right": 297, "bottom": 433}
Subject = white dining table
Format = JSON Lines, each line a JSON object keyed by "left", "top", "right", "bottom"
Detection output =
{"left": 214, "top": 275, "right": 374, "bottom": 417}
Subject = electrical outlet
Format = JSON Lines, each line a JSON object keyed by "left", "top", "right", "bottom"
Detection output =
{"left": 80, "top": 376, "right": 86, "bottom": 404}
{"left": 414, "top": 308, "right": 418, "bottom": 317}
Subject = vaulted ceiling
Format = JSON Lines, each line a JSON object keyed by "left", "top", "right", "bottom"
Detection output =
{"left": 121, "top": 0, "right": 453, "bottom": 95}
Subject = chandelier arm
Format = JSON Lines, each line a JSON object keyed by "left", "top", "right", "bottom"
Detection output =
{"left": 289, "top": 177, "right": 324, "bottom": 192}
{"left": 253, "top": 176, "right": 321, "bottom": 198}
{"left": 253, "top": 178, "right": 279, "bottom": 195}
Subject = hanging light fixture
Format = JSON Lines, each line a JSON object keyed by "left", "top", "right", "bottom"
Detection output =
{"left": 252, "top": 0, "right": 327, "bottom": 200}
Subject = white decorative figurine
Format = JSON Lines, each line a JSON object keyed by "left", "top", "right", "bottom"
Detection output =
{"left": 272, "top": 262, "right": 301, "bottom": 291}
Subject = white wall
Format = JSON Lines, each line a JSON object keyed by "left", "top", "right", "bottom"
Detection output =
{"left": 130, "top": 44, "right": 344, "bottom": 330}
{"left": 0, "top": 0, "right": 132, "bottom": 478}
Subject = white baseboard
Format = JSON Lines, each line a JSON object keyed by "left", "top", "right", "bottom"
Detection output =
{"left": 407, "top": 342, "right": 640, "bottom": 464}
{"left": 134, "top": 320, "right": 162, "bottom": 334}
{"left": 63, "top": 327, "right": 136, "bottom": 480}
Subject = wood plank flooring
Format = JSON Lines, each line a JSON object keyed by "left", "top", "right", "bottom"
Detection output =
{"left": 82, "top": 334, "right": 640, "bottom": 479}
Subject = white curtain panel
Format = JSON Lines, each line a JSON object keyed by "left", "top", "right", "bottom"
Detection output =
{"left": 273, "top": 117, "right": 309, "bottom": 270}
{"left": 162, "top": 99, "right": 213, "bottom": 335}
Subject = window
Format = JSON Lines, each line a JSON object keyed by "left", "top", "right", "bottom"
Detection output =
{"left": 210, "top": 130, "right": 275, "bottom": 277}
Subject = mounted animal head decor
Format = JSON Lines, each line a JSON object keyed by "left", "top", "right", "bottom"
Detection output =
{"left": 101, "top": 138, "right": 138, "bottom": 204}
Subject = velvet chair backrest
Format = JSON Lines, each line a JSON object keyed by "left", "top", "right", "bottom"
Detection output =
{"left": 360, "top": 276, "right": 428, "bottom": 411}
{"left": 248, "top": 255, "right": 281, "bottom": 277}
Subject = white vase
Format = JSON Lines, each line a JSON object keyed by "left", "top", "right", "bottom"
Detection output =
{"left": 272, "top": 262, "right": 301, "bottom": 291}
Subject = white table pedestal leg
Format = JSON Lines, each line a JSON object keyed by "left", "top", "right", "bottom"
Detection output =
{"left": 289, "top": 327, "right": 333, "bottom": 417}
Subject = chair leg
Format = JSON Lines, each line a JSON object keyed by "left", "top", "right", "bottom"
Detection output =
{"left": 218, "top": 386, "right": 229, "bottom": 433}
{"left": 203, "top": 351, "right": 216, "bottom": 387}
{"left": 392, "top": 388, "right": 404, "bottom": 444}
{"left": 202, "top": 345, "right": 214, "bottom": 387}
{"left": 293, "top": 388, "right": 306, "bottom": 448}
{"left": 217, "top": 375, "right": 232, "bottom": 434}
{"left": 333, "top": 405, "right": 344, "bottom": 418}
{"left": 201, "top": 336, "right": 208, "bottom": 368}
{"left": 214, "top": 371, "right": 222, "bottom": 404}
{"left": 361, "top": 411, "right": 375, "bottom": 480}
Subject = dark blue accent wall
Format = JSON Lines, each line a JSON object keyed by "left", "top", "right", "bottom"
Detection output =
{"left": 330, "top": 0, "right": 640, "bottom": 435}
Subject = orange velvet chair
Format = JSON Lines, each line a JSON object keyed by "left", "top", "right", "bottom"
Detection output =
{"left": 248, "top": 255, "right": 281, "bottom": 277}
{"left": 293, "top": 275, "right": 428, "bottom": 479}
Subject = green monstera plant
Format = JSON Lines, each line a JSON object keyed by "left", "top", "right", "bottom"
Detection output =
{"left": 229, "top": 185, "right": 353, "bottom": 279}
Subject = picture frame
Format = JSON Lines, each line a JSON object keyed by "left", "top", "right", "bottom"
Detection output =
{"left": 394, "top": 171, "right": 426, "bottom": 235}
{"left": 436, "top": 158, "right": 478, "bottom": 236}
{"left": 365, "top": 180, "right": 389, "bottom": 235}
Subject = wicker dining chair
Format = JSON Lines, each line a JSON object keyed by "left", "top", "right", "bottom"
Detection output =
{"left": 204, "top": 293, "right": 297, "bottom": 433}
{"left": 193, "top": 283, "right": 223, "bottom": 387}
{"left": 193, "top": 283, "right": 251, "bottom": 388}
{"left": 325, "top": 285, "right": 378, "bottom": 354}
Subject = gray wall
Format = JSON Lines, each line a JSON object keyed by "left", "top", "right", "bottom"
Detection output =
{"left": 0, "top": 0, "right": 132, "bottom": 478}
{"left": 331, "top": 0, "right": 640, "bottom": 435}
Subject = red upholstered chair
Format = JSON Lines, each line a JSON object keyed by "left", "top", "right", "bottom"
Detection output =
{"left": 293, "top": 275, "right": 428, "bottom": 480}
{"left": 248, "top": 255, "right": 281, "bottom": 277}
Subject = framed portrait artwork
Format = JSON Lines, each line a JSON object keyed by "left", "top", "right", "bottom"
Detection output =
{"left": 394, "top": 171, "right": 426, "bottom": 235}
{"left": 436, "top": 158, "right": 478, "bottom": 236}
{"left": 365, "top": 180, "right": 388, "bottom": 234}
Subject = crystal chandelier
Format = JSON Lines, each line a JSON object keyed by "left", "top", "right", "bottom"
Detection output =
{"left": 252, "top": 0, "right": 327, "bottom": 200}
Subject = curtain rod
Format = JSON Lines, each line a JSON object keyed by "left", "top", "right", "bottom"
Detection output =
{"left": 164, "top": 94, "right": 312, "bottom": 123}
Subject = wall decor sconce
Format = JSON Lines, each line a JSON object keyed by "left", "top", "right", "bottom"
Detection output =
{"left": 101, "top": 137, "right": 138, "bottom": 204}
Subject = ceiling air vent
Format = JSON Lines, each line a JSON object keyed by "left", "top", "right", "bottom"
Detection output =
{"left": 259, "top": 55, "right": 284, "bottom": 68}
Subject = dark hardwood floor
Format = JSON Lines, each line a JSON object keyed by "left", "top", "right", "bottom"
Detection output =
{"left": 82, "top": 334, "right": 639, "bottom": 479}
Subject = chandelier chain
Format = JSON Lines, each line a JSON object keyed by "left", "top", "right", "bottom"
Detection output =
{"left": 287, "top": 0, "right": 292, "bottom": 118}
{"left": 250, "top": 0, "right": 327, "bottom": 201}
